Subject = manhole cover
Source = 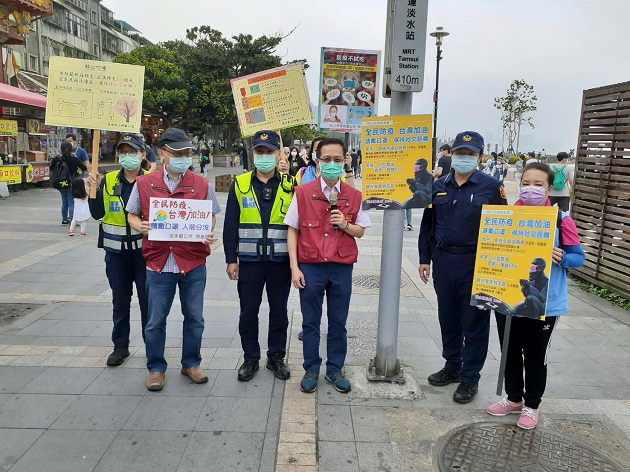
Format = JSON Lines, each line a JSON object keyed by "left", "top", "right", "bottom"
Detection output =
{"left": 0, "top": 304, "right": 44, "bottom": 326}
{"left": 438, "top": 423, "right": 625, "bottom": 472}
{"left": 352, "top": 274, "right": 406, "bottom": 289}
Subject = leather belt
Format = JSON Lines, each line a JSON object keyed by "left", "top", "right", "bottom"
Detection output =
{"left": 436, "top": 244, "right": 477, "bottom": 254}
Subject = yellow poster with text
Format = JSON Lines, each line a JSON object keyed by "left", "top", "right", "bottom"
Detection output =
{"left": 45, "top": 57, "right": 145, "bottom": 132}
{"left": 471, "top": 205, "right": 558, "bottom": 320}
{"left": 361, "top": 114, "right": 432, "bottom": 210}
{"left": 231, "top": 63, "right": 312, "bottom": 137}
{"left": 0, "top": 119, "right": 18, "bottom": 136}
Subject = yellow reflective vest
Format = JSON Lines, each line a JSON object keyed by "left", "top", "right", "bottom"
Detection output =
{"left": 101, "top": 171, "right": 143, "bottom": 252}
{"left": 234, "top": 171, "right": 294, "bottom": 262}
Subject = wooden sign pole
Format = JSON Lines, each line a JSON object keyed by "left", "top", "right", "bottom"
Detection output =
{"left": 89, "top": 129, "right": 100, "bottom": 198}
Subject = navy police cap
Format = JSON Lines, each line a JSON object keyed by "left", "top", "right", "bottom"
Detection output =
{"left": 451, "top": 131, "right": 484, "bottom": 153}
{"left": 252, "top": 130, "right": 280, "bottom": 151}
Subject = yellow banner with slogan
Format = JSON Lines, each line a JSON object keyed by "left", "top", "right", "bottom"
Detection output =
{"left": 471, "top": 205, "right": 558, "bottom": 320}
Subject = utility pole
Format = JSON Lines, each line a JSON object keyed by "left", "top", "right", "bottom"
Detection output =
{"left": 367, "top": 0, "right": 428, "bottom": 383}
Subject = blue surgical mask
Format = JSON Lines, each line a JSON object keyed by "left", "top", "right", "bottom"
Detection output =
{"left": 118, "top": 153, "right": 141, "bottom": 171}
{"left": 319, "top": 161, "right": 344, "bottom": 180}
{"left": 451, "top": 155, "right": 478, "bottom": 174}
{"left": 253, "top": 154, "right": 277, "bottom": 173}
{"left": 168, "top": 156, "right": 192, "bottom": 173}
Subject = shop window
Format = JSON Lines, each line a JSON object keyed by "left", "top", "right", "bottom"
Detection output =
{"left": 93, "top": 43, "right": 99, "bottom": 56}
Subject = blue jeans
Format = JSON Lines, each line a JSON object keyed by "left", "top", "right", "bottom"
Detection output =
{"left": 405, "top": 208, "right": 412, "bottom": 225}
{"left": 145, "top": 264, "right": 206, "bottom": 372}
{"left": 58, "top": 187, "right": 73, "bottom": 221}
{"left": 299, "top": 262, "right": 353, "bottom": 374}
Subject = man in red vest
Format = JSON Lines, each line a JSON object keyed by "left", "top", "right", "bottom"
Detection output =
{"left": 126, "top": 128, "right": 221, "bottom": 391}
{"left": 284, "top": 137, "right": 371, "bottom": 394}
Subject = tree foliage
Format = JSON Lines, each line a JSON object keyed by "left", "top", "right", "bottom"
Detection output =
{"left": 114, "top": 27, "right": 288, "bottom": 134}
{"left": 494, "top": 80, "right": 537, "bottom": 154}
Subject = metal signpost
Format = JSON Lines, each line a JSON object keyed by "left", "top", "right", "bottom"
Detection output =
{"left": 367, "top": 0, "right": 428, "bottom": 383}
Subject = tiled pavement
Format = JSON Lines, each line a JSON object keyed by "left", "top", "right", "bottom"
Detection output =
{"left": 1, "top": 169, "right": 629, "bottom": 471}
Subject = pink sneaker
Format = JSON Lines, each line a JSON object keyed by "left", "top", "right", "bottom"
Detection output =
{"left": 80, "top": 232, "right": 87, "bottom": 236}
{"left": 487, "top": 397, "right": 523, "bottom": 416}
{"left": 517, "top": 406, "right": 539, "bottom": 429}
{"left": 68, "top": 230, "right": 74, "bottom": 237}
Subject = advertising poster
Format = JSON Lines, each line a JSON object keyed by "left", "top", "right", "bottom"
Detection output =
{"left": 230, "top": 63, "right": 312, "bottom": 137}
{"left": 470, "top": 205, "right": 558, "bottom": 320}
{"left": 318, "top": 47, "right": 380, "bottom": 132}
{"left": 361, "top": 114, "right": 432, "bottom": 210}
{"left": 148, "top": 197, "right": 214, "bottom": 242}
{"left": 0, "top": 119, "right": 18, "bottom": 136}
{"left": 0, "top": 165, "right": 22, "bottom": 184}
{"left": 45, "top": 57, "right": 145, "bottom": 132}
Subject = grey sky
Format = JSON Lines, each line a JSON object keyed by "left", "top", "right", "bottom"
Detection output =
{"left": 103, "top": 0, "right": 630, "bottom": 153}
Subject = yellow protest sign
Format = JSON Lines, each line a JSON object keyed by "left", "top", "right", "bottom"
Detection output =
{"left": 361, "top": 114, "right": 432, "bottom": 209}
{"left": 45, "top": 57, "right": 145, "bottom": 132}
{"left": 0, "top": 119, "right": 18, "bottom": 136}
{"left": 231, "top": 63, "right": 312, "bottom": 137}
{"left": 470, "top": 205, "right": 558, "bottom": 320}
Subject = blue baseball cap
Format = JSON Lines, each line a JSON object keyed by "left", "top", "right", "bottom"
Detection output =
{"left": 451, "top": 131, "right": 484, "bottom": 153}
{"left": 158, "top": 128, "right": 193, "bottom": 151}
{"left": 252, "top": 130, "right": 280, "bottom": 150}
{"left": 115, "top": 133, "right": 146, "bottom": 151}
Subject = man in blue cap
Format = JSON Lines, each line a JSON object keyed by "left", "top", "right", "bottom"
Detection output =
{"left": 224, "top": 130, "right": 295, "bottom": 382}
{"left": 87, "top": 133, "right": 148, "bottom": 366}
{"left": 418, "top": 131, "right": 507, "bottom": 404}
{"left": 126, "top": 128, "right": 221, "bottom": 391}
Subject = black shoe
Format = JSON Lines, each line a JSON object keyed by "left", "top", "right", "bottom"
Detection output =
{"left": 266, "top": 355, "right": 290, "bottom": 380}
{"left": 106, "top": 347, "right": 130, "bottom": 366}
{"left": 298, "top": 330, "right": 303, "bottom": 341}
{"left": 428, "top": 367, "right": 460, "bottom": 386}
{"left": 61, "top": 220, "right": 70, "bottom": 225}
{"left": 453, "top": 383, "right": 478, "bottom": 404}
{"left": 237, "top": 360, "right": 259, "bottom": 381}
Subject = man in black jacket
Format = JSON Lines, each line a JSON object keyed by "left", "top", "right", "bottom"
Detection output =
{"left": 50, "top": 142, "right": 87, "bottom": 224}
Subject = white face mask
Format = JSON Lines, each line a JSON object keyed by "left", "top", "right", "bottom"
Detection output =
{"left": 291, "top": 151, "right": 297, "bottom": 157}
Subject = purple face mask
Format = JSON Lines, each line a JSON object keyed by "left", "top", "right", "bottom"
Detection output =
{"left": 519, "top": 186, "right": 547, "bottom": 206}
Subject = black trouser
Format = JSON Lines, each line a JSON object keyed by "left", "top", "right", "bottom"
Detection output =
{"left": 237, "top": 261, "right": 291, "bottom": 361}
{"left": 496, "top": 313, "right": 558, "bottom": 409}
{"left": 549, "top": 196, "right": 570, "bottom": 212}
{"left": 105, "top": 250, "right": 148, "bottom": 348}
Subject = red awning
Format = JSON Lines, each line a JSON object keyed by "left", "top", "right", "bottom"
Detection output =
{"left": 0, "top": 83, "right": 47, "bottom": 109}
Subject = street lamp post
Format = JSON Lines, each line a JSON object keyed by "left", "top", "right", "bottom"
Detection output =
{"left": 429, "top": 26, "right": 449, "bottom": 163}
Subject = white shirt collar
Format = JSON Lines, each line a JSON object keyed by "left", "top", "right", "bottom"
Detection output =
{"left": 319, "top": 176, "right": 341, "bottom": 195}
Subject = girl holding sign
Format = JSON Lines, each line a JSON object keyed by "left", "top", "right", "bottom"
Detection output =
{"left": 487, "top": 162, "right": 584, "bottom": 429}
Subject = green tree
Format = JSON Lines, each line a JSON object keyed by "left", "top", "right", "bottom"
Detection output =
{"left": 494, "top": 80, "right": 537, "bottom": 154}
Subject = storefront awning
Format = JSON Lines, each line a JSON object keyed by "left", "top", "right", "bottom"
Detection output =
{"left": 0, "top": 82, "right": 46, "bottom": 109}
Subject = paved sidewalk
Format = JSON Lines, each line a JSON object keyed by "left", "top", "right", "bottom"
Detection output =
{"left": 1, "top": 166, "right": 629, "bottom": 471}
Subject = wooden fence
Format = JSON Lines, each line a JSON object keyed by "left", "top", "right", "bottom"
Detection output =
{"left": 571, "top": 81, "right": 630, "bottom": 299}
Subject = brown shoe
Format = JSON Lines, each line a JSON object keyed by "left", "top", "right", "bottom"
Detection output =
{"left": 181, "top": 366, "right": 209, "bottom": 384}
{"left": 146, "top": 371, "right": 165, "bottom": 391}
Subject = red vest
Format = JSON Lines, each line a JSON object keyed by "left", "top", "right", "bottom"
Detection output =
{"left": 295, "top": 178, "right": 362, "bottom": 264}
{"left": 136, "top": 170, "right": 211, "bottom": 274}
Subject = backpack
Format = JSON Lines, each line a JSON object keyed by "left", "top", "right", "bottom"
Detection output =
{"left": 51, "top": 156, "right": 72, "bottom": 190}
{"left": 552, "top": 164, "right": 567, "bottom": 190}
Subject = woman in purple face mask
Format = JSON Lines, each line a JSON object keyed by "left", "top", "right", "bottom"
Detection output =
{"left": 487, "top": 162, "right": 584, "bottom": 430}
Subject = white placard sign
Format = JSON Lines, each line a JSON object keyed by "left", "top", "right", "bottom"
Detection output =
{"left": 148, "top": 197, "right": 213, "bottom": 242}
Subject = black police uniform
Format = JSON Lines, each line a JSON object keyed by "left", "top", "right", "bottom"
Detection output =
{"left": 89, "top": 169, "right": 148, "bottom": 349}
{"left": 223, "top": 171, "right": 292, "bottom": 364}
{"left": 419, "top": 170, "right": 507, "bottom": 385}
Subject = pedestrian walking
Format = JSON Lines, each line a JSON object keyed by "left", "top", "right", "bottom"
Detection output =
{"left": 487, "top": 162, "right": 584, "bottom": 429}
{"left": 224, "top": 130, "right": 294, "bottom": 382}
{"left": 86, "top": 133, "right": 149, "bottom": 366}
{"left": 433, "top": 144, "right": 452, "bottom": 179}
{"left": 126, "top": 128, "right": 221, "bottom": 391}
{"left": 514, "top": 153, "right": 527, "bottom": 194}
{"left": 418, "top": 131, "right": 507, "bottom": 404}
{"left": 65, "top": 134, "right": 90, "bottom": 177}
{"left": 50, "top": 141, "right": 87, "bottom": 225}
{"left": 285, "top": 137, "right": 372, "bottom": 394}
{"left": 68, "top": 178, "right": 90, "bottom": 236}
{"left": 288, "top": 146, "right": 301, "bottom": 176}
{"left": 549, "top": 152, "right": 574, "bottom": 212}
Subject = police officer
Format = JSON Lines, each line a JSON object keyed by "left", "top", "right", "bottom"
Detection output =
{"left": 224, "top": 130, "right": 294, "bottom": 382}
{"left": 87, "top": 134, "right": 148, "bottom": 366}
{"left": 418, "top": 131, "right": 507, "bottom": 403}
